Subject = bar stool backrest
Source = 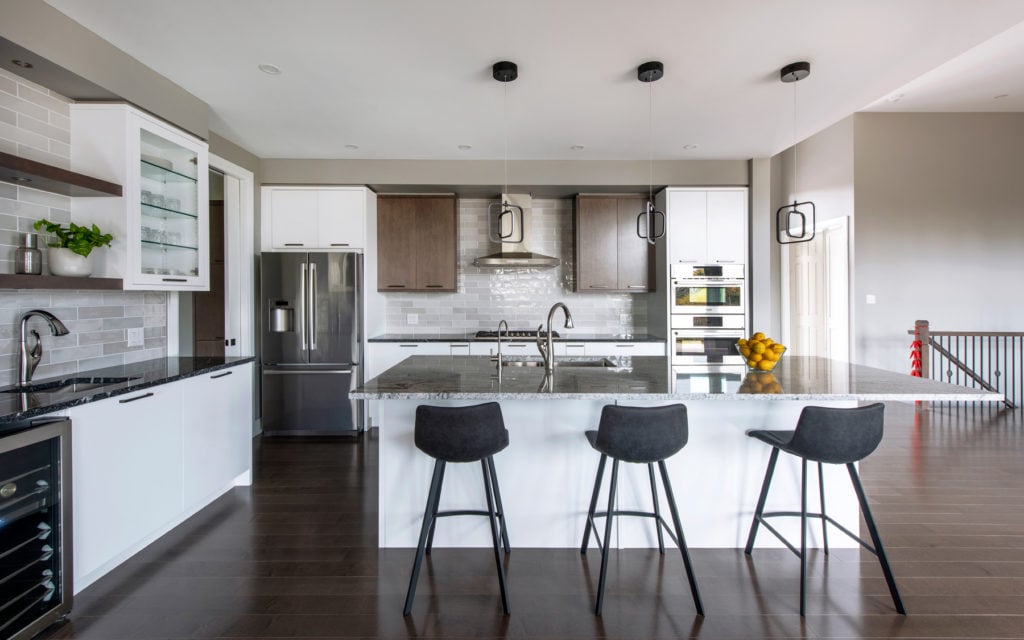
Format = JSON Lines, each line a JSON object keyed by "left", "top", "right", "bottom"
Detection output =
{"left": 415, "top": 402, "right": 509, "bottom": 462}
{"left": 596, "top": 404, "right": 688, "bottom": 463}
{"left": 789, "top": 403, "right": 885, "bottom": 464}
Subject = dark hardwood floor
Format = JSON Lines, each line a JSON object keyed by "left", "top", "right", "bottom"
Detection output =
{"left": 40, "top": 402, "right": 1024, "bottom": 639}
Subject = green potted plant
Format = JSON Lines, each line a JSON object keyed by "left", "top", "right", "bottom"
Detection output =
{"left": 33, "top": 219, "right": 114, "bottom": 277}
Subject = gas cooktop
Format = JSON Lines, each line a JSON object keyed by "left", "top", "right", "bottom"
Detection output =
{"left": 475, "top": 330, "right": 560, "bottom": 339}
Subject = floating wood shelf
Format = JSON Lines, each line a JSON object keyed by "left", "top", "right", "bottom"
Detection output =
{"left": 0, "top": 151, "right": 122, "bottom": 197}
{"left": 0, "top": 274, "right": 123, "bottom": 290}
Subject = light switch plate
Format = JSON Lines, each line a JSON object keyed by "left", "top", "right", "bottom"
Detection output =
{"left": 866, "top": 294, "right": 877, "bottom": 305}
{"left": 127, "top": 327, "right": 144, "bottom": 347}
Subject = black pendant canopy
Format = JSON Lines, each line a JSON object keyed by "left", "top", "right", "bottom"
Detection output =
{"left": 638, "top": 61, "right": 664, "bottom": 83}
{"left": 492, "top": 61, "right": 518, "bottom": 83}
{"left": 780, "top": 61, "right": 811, "bottom": 83}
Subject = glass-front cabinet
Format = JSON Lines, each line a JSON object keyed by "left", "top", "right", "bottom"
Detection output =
{"left": 70, "top": 103, "right": 210, "bottom": 291}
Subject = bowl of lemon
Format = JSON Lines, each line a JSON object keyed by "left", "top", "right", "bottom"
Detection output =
{"left": 736, "top": 332, "right": 786, "bottom": 372}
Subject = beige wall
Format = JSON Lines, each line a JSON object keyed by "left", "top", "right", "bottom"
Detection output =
{"left": 260, "top": 158, "right": 749, "bottom": 193}
{"left": 0, "top": 0, "right": 209, "bottom": 137}
{"left": 853, "top": 112, "right": 1024, "bottom": 372}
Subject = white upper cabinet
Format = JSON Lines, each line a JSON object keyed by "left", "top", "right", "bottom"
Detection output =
{"left": 667, "top": 188, "right": 747, "bottom": 265}
{"left": 71, "top": 104, "right": 210, "bottom": 290}
{"left": 262, "top": 186, "right": 370, "bottom": 251}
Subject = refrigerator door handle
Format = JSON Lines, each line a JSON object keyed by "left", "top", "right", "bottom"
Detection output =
{"left": 309, "top": 262, "right": 317, "bottom": 351}
{"left": 263, "top": 369, "right": 353, "bottom": 375}
{"left": 299, "top": 262, "right": 307, "bottom": 351}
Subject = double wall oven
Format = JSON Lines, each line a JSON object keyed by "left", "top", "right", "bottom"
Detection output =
{"left": 670, "top": 264, "right": 746, "bottom": 372}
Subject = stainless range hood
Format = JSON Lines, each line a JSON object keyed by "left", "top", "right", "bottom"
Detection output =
{"left": 473, "top": 193, "right": 561, "bottom": 269}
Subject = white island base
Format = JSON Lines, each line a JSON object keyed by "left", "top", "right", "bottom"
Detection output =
{"left": 378, "top": 398, "right": 861, "bottom": 550}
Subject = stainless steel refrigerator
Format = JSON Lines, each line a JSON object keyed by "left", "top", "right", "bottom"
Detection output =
{"left": 260, "top": 252, "right": 362, "bottom": 435}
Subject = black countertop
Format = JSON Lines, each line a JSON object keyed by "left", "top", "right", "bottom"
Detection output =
{"left": 0, "top": 356, "right": 254, "bottom": 426}
{"left": 368, "top": 333, "right": 665, "bottom": 343}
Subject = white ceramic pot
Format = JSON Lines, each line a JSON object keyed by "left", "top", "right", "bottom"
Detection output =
{"left": 48, "top": 247, "right": 93, "bottom": 277}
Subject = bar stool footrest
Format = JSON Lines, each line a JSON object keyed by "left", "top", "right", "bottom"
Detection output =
{"left": 754, "top": 511, "right": 880, "bottom": 558}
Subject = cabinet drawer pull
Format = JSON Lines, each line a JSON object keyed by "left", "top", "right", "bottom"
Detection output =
{"left": 210, "top": 371, "right": 233, "bottom": 379}
{"left": 330, "top": 243, "right": 349, "bottom": 247}
{"left": 588, "top": 285, "right": 610, "bottom": 289}
{"left": 715, "top": 260, "right": 736, "bottom": 263}
{"left": 162, "top": 278, "right": 187, "bottom": 282}
{"left": 627, "top": 285, "right": 646, "bottom": 289}
{"left": 450, "top": 343, "right": 469, "bottom": 347}
{"left": 284, "top": 243, "right": 304, "bottom": 247}
{"left": 119, "top": 392, "right": 154, "bottom": 404}
{"left": 425, "top": 284, "right": 444, "bottom": 288}
{"left": 387, "top": 285, "right": 406, "bottom": 288}
{"left": 615, "top": 344, "right": 635, "bottom": 348}
{"left": 399, "top": 344, "right": 419, "bottom": 348}
{"left": 506, "top": 343, "right": 527, "bottom": 348}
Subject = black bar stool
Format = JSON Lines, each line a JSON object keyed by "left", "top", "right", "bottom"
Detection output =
{"left": 403, "top": 402, "right": 511, "bottom": 616}
{"left": 580, "top": 404, "right": 704, "bottom": 616}
{"left": 744, "top": 402, "right": 905, "bottom": 616}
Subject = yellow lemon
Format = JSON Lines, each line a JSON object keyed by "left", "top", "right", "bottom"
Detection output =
{"left": 739, "top": 346, "right": 751, "bottom": 357}
{"left": 749, "top": 353, "right": 763, "bottom": 363}
{"left": 772, "top": 344, "right": 786, "bottom": 354}
{"left": 746, "top": 358, "right": 758, "bottom": 368}
{"left": 737, "top": 338, "right": 748, "bottom": 346}
{"left": 751, "top": 342, "right": 766, "bottom": 355}
{"left": 752, "top": 332, "right": 766, "bottom": 341}
{"left": 757, "top": 359, "right": 774, "bottom": 371}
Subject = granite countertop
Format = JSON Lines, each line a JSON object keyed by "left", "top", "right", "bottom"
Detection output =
{"left": 0, "top": 356, "right": 255, "bottom": 425}
{"left": 368, "top": 333, "right": 665, "bottom": 343}
{"left": 350, "top": 355, "right": 1005, "bottom": 402}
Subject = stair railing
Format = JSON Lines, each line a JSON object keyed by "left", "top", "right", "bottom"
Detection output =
{"left": 909, "top": 320, "right": 1020, "bottom": 410}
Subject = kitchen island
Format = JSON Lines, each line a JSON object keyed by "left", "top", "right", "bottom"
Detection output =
{"left": 351, "top": 355, "right": 999, "bottom": 549}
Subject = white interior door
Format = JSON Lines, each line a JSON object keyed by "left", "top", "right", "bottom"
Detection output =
{"left": 786, "top": 217, "right": 849, "bottom": 361}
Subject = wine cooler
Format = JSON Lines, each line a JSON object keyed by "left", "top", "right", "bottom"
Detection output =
{"left": 0, "top": 417, "right": 71, "bottom": 640}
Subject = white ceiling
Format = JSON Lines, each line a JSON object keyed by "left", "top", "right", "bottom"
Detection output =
{"left": 44, "top": 0, "right": 1024, "bottom": 160}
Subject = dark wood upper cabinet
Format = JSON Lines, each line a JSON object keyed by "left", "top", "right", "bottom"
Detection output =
{"left": 377, "top": 195, "right": 457, "bottom": 292}
{"left": 575, "top": 195, "right": 653, "bottom": 293}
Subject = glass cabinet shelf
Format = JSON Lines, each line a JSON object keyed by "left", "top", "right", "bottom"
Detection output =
{"left": 141, "top": 202, "right": 197, "bottom": 220}
{"left": 140, "top": 159, "right": 198, "bottom": 183}
{"left": 142, "top": 239, "right": 199, "bottom": 251}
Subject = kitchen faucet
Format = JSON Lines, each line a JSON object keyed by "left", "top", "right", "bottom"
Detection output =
{"left": 19, "top": 310, "right": 70, "bottom": 387}
{"left": 491, "top": 319, "right": 509, "bottom": 381}
{"left": 536, "top": 302, "right": 574, "bottom": 376}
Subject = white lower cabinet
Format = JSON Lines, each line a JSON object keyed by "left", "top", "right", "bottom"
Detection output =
{"left": 67, "top": 363, "right": 253, "bottom": 593}
{"left": 585, "top": 342, "right": 666, "bottom": 357}
{"left": 181, "top": 364, "right": 253, "bottom": 509}
{"left": 71, "top": 384, "right": 184, "bottom": 589}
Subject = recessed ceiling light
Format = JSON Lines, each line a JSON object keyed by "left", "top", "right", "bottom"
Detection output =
{"left": 994, "top": 94, "right": 1010, "bottom": 100}
{"left": 886, "top": 93, "right": 904, "bottom": 103}
{"left": 258, "top": 63, "right": 281, "bottom": 75}
{"left": 682, "top": 144, "right": 699, "bottom": 150}
{"left": 344, "top": 144, "right": 359, "bottom": 150}
{"left": 570, "top": 145, "right": 585, "bottom": 151}
{"left": 11, "top": 59, "right": 34, "bottom": 69}
{"left": 457, "top": 144, "right": 472, "bottom": 150}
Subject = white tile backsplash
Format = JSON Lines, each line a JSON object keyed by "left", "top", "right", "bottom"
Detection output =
{"left": 381, "top": 198, "right": 648, "bottom": 334}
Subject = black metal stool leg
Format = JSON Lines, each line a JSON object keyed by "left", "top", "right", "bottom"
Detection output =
{"left": 595, "top": 458, "right": 619, "bottom": 615}
{"left": 818, "top": 462, "right": 829, "bottom": 556}
{"left": 745, "top": 447, "right": 780, "bottom": 554}
{"left": 799, "top": 458, "right": 808, "bottom": 617}
{"left": 482, "top": 460, "right": 511, "bottom": 615}
{"left": 848, "top": 463, "right": 906, "bottom": 614}
{"left": 486, "top": 456, "right": 511, "bottom": 554}
{"left": 648, "top": 463, "right": 665, "bottom": 554}
{"left": 581, "top": 454, "right": 607, "bottom": 553}
{"left": 658, "top": 460, "right": 704, "bottom": 616}
{"left": 404, "top": 460, "right": 445, "bottom": 616}
{"left": 425, "top": 461, "right": 446, "bottom": 555}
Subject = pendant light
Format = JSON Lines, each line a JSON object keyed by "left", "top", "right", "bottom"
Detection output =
{"left": 487, "top": 60, "right": 524, "bottom": 244}
{"left": 636, "top": 61, "right": 666, "bottom": 245}
{"left": 776, "top": 61, "right": 815, "bottom": 245}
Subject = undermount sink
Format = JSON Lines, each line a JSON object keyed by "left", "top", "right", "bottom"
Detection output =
{"left": 1, "top": 376, "right": 139, "bottom": 394}
{"left": 502, "top": 358, "right": 618, "bottom": 369}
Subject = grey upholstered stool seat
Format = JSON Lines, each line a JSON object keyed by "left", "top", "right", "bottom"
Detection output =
{"left": 403, "top": 402, "right": 511, "bottom": 616}
{"left": 744, "top": 403, "right": 905, "bottom": 616}
{"left": 580, "top": 404, "right": 703, "bottom": 616}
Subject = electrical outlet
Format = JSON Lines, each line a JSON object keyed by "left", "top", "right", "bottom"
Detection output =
{"left": 407, "top": 313, "right": 418, "bottom": 325}
{"left": 866, "top": 294, "right": 877, "bottom": 305}
{"left": 127, "top": 327, "right": 144, "bottom": 347}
